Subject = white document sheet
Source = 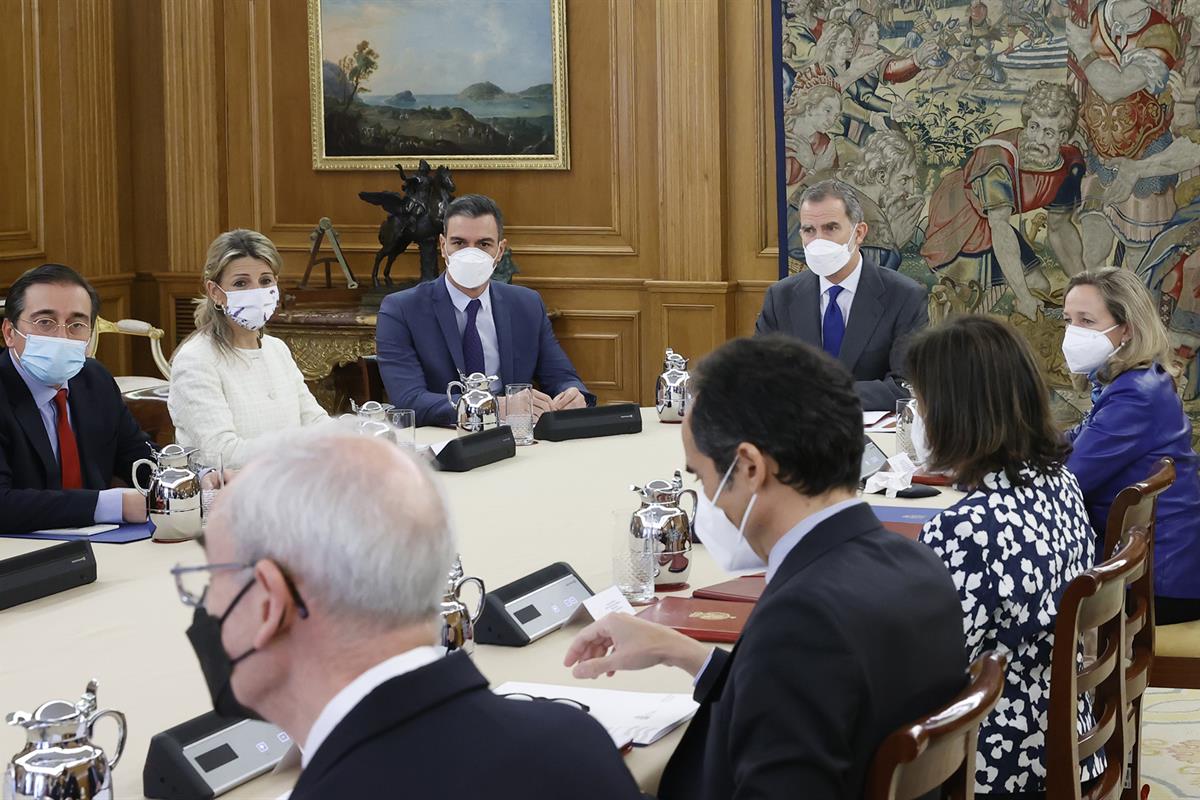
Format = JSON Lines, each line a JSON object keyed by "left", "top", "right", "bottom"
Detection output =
{"left": 31, "top": 524, "right": 119, "bottom": 536}
{"left": 494, "top": 681, "right": 698, "bottom": 749}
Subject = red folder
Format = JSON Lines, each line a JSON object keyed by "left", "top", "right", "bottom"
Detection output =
{"left": 636, "top": 596, "right": 749, "bottom": 643}
{"left": 691, "top": 574, "right": 765, "bottom": 603}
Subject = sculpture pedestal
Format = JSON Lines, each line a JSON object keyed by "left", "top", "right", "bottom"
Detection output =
{"left": 267, "top": 307, "right": 379, "bottom": 414}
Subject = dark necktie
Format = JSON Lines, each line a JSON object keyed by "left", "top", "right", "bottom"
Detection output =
{"left": 823, "top": 285, "right": 845, "bottom": 358}
{"left": 463, "top": 298, "right": 486, "bottom": 375}
{"left": 53, "top": 389, "right": 82, "bottom": 489}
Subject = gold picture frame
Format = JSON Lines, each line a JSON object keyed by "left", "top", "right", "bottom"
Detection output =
{"left": 307, "top": 0, "right": 569, "bottom": 171}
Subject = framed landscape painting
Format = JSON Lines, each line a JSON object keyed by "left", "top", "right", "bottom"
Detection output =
{"left": 307, "top": 0, "right": 569, "bottom": 170}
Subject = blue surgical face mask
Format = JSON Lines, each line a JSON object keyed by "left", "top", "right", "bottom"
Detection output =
{"left": 13, "top": 328, "right": 88, "bottom": 387}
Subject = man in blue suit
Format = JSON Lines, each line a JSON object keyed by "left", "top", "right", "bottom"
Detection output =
{"left": 377, "top": 194, "right": 593, "bottom": 426}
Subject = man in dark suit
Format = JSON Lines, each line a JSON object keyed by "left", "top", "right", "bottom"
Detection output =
{"left": 1, "top": 264, "right": 151, "bottom": 533}
{"left": 757, "top": 179, "right": 929, "bottom": 410}
{"left": 377, "top": 194, "right": 593, "bottom": 426}
{"left": 183, "top": 427, "right": 641, "bottom": 799}
{"left": 564, "top": 335, "right": 968, "bottom": 799}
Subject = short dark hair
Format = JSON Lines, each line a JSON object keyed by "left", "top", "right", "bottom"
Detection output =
{"left": 444, "top": 194, "right": 505, "bottom": 239}
{"left": 904, "top": 315, "right": 1068, "bottom": 487}
{"left": 689, "top": 335, "right": 863, "bottom": 495}
{"left": 798, "top": 179, "right": 865, "bottom": 226}
{"left": 4, "top": 264, "right": 101, "bottom": 325}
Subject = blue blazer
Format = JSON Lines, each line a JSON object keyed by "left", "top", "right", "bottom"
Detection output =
{"left": 1067, "top": 364, "right": 1200, "bottom": 599}
{"left": 376, "top": 278, "right": 593, "bottom": 426}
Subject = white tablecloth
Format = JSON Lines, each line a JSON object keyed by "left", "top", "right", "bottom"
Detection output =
{"left": 0, "top": 408, "right": 959, "bottom": 798}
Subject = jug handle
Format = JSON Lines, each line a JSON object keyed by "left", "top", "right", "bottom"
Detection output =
{"left": 131, "top": 459, "right": 156, "bottom": 495}
{"left": 455, "top": 575, "right": 487, "bottom": 623}
{"left": 679, "top": 488, "right": 698, "bottom": 524}
{"left": 446, "top": 381, "right": 465, "bottom": 409}
{"left": 88, "top": 708, "right": 127, "bottom": 769}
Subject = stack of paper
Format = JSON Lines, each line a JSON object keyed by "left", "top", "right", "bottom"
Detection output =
{"left": 493, "top": 681, "right": 698, "bottom": 749}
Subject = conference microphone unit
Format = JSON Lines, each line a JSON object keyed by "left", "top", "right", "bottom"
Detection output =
{"left": 0, "top": 540, "right": 97, "bottom": 611}
{"left": 533, "top": 403, "right": 643, "bottom": 442}
{"left": 433, "top": 425, "right": 517, "bottom": 472}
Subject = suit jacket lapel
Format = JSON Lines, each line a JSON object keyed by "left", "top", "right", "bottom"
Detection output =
{"left": 295, "top": 653, "right": 489, "bottom": 792}
{"left": 837, "top": 256, "right": 884, "bottom": 372}
{"left": 432, "top": 281, "right": 466, "bottom": 377}
{"left": 490, "top": 285, "right": 515, "bottom": 386}
{"left": 790, "top": 272, "right": 822, "bottom": 348}
{"left": 0, "top": 354, "right": 58, "bottom": 486}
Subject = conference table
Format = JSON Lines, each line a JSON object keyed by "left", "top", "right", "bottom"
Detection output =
{"left": 0, "top": 408, "right": 962, "bottom": 798}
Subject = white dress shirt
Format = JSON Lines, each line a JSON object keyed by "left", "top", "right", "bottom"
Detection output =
{"left": 444, "top": 276, "right": 501, "bottom": 390}
{"left": 300, "top": 646, "right": 444, "bottom": 768}
{"left": 818, "top": 252, "right": 863, "bottom": 336}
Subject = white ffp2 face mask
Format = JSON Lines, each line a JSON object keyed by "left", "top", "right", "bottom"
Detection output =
{"left": 221, "top": 286, "right": 279, "bottom": 331}
{"left": 1061, "top": 324, "right": 1118, "bottom": 374}
{"left": 803, "top": 236, "right": 855, "bottom": 277}
{"left": 445, "top": 247, "right": 497, "bottom": 289}
{"left": 695, "top": 457, "right": 765, "bottom": 573}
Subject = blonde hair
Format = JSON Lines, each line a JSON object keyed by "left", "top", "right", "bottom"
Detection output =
{"left": 1067, "top": 267, "right": 1173, "bottom": 384}
{"left": 181, "top": 229, "right": 282, "bottom": 360}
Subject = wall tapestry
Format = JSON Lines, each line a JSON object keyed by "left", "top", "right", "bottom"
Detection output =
{"left": 308, "top": 0, "right": 569, "bottom": 170}
{"left": 772, "top": 0, "right": 1200, "bottom": 443}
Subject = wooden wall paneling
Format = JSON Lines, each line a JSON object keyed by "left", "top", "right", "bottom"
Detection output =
{"left": 735, "top": 281, "right": 772, "bottom": 337}
{"left": 551, "top": 310, "right": 641, "bottom": 404}
{"left": 643, "top": 281, "right": 735, "bottom": 404}
{"left": 90, "top": 274, "right": 134, "bottom": 374}
{"left": 520, "top": 276, "right": 644, "bottom": 404}
{"left": 162, "top": 0, "right": 223, "bottom": 274}
{"left": 220, "top": 0, "right": 655, "bottom": 285}
{"left": 656, "top": 0, "right": 726, "bottom": 283}
{"left": 63, "top": 0, "right": 122, "bottom": 278}
{"left": 725, "top": 0, "right": 779, "bottom": 285}
{"left": 0, "top": 0, "right": 45, "bottom": 272}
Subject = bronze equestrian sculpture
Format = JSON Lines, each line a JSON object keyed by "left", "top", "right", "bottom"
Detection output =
{"left": 359, "top": 160, "right": 457, "bottom": 286}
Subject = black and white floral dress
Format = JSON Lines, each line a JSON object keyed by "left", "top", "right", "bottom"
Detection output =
{"left": 919, "top": 465, "right": 1103, "bottom": 795}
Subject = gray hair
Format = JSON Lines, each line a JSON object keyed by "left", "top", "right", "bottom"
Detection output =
{"left": 215, "top": 421, "right": 457, "bottom": 627}
{"left": 799, "top": 178, "right": 866, "bottom": 226}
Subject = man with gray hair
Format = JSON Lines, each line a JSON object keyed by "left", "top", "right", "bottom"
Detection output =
{"left": 757, "top": 179, "right": 929, "bottom": 410}
{"left": 172, "top": 425, "right": 640, "bottom": 799}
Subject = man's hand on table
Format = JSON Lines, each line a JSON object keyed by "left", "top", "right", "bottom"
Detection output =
{"left": 564, "top": 612, "right": 711, "bottom": 679}
{"left": 121, "top": 489, "right": 148, "bottom": 523}
{"left": 552, "top": 387, "right": 586, "bottom": 411}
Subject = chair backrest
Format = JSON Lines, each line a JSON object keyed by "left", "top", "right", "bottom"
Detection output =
{"left": 864, "top": 651, "right": 1007, "bottom": 800}
{"left": 1101, "top": 458, "right": 1175, "bottom": 560}
{"left": 88, "top": 317, "right": 172, "bottom": 378}
{"left": 1046, "top": 528, "right": 1151, "bottom": 800}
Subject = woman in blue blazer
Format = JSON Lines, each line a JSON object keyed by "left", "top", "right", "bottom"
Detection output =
{"left": 1063, "top": 267, "right": 1200, "bottom": 624}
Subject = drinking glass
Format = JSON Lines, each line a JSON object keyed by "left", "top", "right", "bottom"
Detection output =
{"left": 388, "top": 408, "right": 417, "bottom": 450}
{"left": 200, "top": 453, "right": 224, "bottom": 529}
{"left": 504, "top": 384, "right": 535, "bottom": 446}
{"left": 612, "top": 510, "right": 655, "bottom": 605}
{"left": 895, "top": 398, "right": 921, "bottom": 465}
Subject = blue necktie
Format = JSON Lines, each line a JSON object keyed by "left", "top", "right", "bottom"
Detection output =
{"left": 463, "top": 298, "right": 485, "bottom": 375}
{"left": 823, "top": 285, "right": 845, "bottom": 358}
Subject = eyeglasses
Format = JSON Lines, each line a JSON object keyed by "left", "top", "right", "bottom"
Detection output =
{"left": 498, "top": 693, "right": 590, "bottom": 713}
{"left": 19, "top": 316, "right": 93, "bottom": 340}
{"left": 170, "top": 562, "right": 254, "bottom": 608}
{"left": 170, "top": 561, "right": 311, "bottom": 619}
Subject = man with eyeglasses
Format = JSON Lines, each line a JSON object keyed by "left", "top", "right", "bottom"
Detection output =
{"left": 1, "top": 263, "right": 152, "bottom": 532}
{"left": 172, "top": 425, "right": 641, "bottom": 799}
